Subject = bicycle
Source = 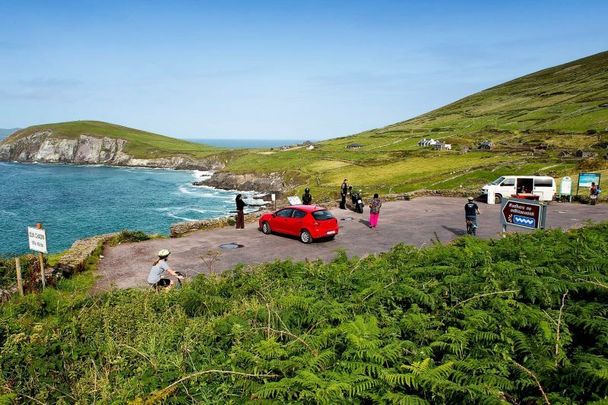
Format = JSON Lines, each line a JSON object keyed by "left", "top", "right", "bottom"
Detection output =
{"left": 466, "top": 218, "right": 477, "bottom": 236}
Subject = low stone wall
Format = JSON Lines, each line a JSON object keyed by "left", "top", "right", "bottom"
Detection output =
{"left": 170, "top": 213, "right": 264, "bottom": 237}
{"left": 55, "top": 233, "right": 118, "bottom": 276}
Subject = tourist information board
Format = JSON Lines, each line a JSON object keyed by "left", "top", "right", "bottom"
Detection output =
{"left": 500, "top": 198, "right": 547, "bottom": 230}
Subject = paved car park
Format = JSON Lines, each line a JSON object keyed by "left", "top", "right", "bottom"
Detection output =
{"left": 96, "top": 197, "right": 608, "bottom": 291}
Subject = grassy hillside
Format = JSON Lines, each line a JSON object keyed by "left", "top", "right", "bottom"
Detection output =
{"left": 223, "top": 51, "right": 608, "bottom": 195}
{"left": 3, "top": 120, "right": 221, "bottom": 159}
{"left": 1, "top": 225, "right": 608, "bottom": 403}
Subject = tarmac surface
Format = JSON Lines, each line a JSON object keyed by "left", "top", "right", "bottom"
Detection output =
{"left": 96, "top": 197, "right": 608, "bottom": 291}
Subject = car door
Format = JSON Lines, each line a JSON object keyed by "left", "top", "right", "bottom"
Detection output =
{"left": 272, "top": 208, "right": 293, "bottom": 234}
{"left": 289, "top": 209, "right": 308, "bottom": 236}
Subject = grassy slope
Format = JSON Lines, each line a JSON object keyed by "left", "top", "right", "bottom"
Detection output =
{"left": 2, "top": 120, "right": 221, "bottom": 159}
{"left": 225, "top": 51, "right": 608, "bottom": 195}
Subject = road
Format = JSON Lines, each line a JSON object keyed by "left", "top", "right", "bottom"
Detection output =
{"left": 96, "top": 197, "right": 608, "bottom": 291}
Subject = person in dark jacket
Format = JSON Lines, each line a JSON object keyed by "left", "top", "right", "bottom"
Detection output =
{"left": 235, "top": 194, "right": 247, "bottom": 229}
{"left": 340, "top": 179, "right": 348, "bottom": 209}
{"left": 464, "top": 197, "right": 481, "bottom": 235}
{"left": 302, "top": 188, "right": 312, "bottom": 205}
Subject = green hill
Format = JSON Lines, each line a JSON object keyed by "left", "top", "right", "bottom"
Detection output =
{"left": 3, "top": 120, "right": 219, "bottom": 159}
{"left": 222, "top": 51, "right": 608, "bottom": 195}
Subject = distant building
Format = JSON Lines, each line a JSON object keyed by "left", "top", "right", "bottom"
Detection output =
{"left": 417, "top": 138, "right": 439, "bottom": 147}
{"left": 306, "top": 144, "right": 315, "bottom": 150}
{"left": 433, "top": 142, "right": 452, "bottom": 151}
{"left": 346, "top": 143, "right": 363, "bottom": 150}
{"left": 478, "top": 141, "right": 494, "bottom": 150}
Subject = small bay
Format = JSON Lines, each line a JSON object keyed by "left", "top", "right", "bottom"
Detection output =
{"left": 0, "top": 162, "right": 257, "bottom": 255}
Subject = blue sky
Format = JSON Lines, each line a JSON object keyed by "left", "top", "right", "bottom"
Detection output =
{"left": 1, "top": 1, "right": 607, "bottom": 140}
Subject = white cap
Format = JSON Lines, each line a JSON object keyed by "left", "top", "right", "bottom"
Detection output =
{"left": 158, "top": 249, "right": 171, "bottom": 257}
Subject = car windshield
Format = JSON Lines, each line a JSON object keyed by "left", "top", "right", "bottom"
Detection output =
{"left": 312, "top": 210, "right": 334, "bottom": 220}
{"left": 490, "top": 176, "right": 505, "bottom": 185}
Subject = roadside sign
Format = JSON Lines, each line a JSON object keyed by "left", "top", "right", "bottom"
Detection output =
{"left": 287, "top": 196, "right": 302, "bottom": 205}
{"left": 27, "top": 226, "right": 48, "bottom": 253}
{"left": 501, "top": 198, "right": 547, "bottom": 230}
{"left": 577, "top": 172, "right": 601, "bottom": 195}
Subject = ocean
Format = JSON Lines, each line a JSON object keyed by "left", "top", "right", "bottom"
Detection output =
{"left": 188, "top": 138, "right": 307, "bottom": 148}
{"left": 0, "top": 162, "right": 262, "bottom": 255}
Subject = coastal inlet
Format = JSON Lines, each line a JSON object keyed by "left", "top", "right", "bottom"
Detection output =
{"left": 0, "top": 162, "right": 264, "bottom": 255}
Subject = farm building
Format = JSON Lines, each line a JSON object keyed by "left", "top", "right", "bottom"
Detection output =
{"left": 346, "top": 143, "right": 363, "bottom": 150}
{"left": 432, "top": 142, "right": 452, "bottom": 151}
{"left": 417, "top": 138, "right": 439, "bottom": 147}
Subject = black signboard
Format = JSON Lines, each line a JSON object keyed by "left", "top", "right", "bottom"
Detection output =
{"left": 501, "top": 199, "right": 547, "bottom": 230}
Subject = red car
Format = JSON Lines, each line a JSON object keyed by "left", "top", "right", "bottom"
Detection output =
{"left": 258, "top": 205, "right": 339, "bottom": 243}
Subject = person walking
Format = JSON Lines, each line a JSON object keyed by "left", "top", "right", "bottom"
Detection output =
{"left": 235, "top": 194, "right": 247, "bottom": 229}
{"left": 302, "top": 188, "right": 313, "bottom": 205}
{"left": 464, "top": 197, "right": 481, "bottom": 235}
{"left": 340, "top": 179, "right": 348, "bottom": 209}
{"left": 368, "top": 193, "right": 382, "bottom": 229}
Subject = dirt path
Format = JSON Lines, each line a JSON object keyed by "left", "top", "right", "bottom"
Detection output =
{"left": 96, "top": 197, "right": 608, "bottom": 291}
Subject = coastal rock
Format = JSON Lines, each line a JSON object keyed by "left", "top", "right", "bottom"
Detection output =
{"left": 199, "top": 171, "right": 287, "bottom": 192}
{"left": 0, "top": 131, "right": 225, "bottom": 170}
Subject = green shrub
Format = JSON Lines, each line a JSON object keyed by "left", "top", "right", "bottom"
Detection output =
{"left": 1, "top": 224, "right": 608, "bottom": 403}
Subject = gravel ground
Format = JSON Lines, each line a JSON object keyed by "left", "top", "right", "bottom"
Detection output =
{"left": 96, "top": 197, "right": 608, "bottom": 291}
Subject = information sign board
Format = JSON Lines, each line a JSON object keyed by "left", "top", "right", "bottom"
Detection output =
{"left": 27, "top": 226, "right": 48, "bottom": 253}
{"left": 501, "top": 199, "right": 547, "bottom": 230}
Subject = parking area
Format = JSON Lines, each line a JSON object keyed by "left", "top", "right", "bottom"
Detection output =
{"left": 96, "top": 197, "right": 608, "bottom": 291}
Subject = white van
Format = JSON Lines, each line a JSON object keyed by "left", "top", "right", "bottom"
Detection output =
{"left": 482, "top": 176, "right": 556, "bottom": 203}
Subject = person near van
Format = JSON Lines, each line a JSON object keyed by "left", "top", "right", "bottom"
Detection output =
{"left": 464, "top": 197, "right": 481, "bottom": 235}
{"left": 302, "top": 188, "right": 313, "bottom": 205}
{"left": 368, "top": 193, "right": 382, "bottom": 229}
{"left": 235, "top": 194, "right": 247, "bottom": 229}
{"left": 147, "top": 249, "right": 181, "bottom": 289}
{"left": 340, "top": 179, "right": 348, "bottom": 209}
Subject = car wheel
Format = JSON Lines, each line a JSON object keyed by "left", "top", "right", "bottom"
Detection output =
{"left": 494, "top": 194, "right": 502, "bottom": 204}
{"left": 262, "top": 222, "right": 272, "bottom": 235}
{"left": 300, "top": 230, "right": 312, "bottom": 244}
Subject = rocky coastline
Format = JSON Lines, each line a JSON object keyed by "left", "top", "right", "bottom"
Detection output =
{"left": 0, "top": 130, "right": 288, "bottom": 192}
{"left": 0, "top": 130, "right": 225, "bottom": 171}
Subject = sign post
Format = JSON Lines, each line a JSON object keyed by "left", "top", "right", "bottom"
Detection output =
{"left": 15, "top": 257, "right": 24, "bottom": 296}
{"left": 271, "top": 193, "right": 276, "bottom": 210}
{"left": 28, "top": 223, "right": 48, "bottom": 290}
{"left": 500, "top": 198, "right": 547, "bottom": 235}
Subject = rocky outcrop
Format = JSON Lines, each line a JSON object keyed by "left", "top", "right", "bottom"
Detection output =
{"left": 0, "top": 131, "right": 225, "bottom": 170}
{"left": 198, "top": 171, "right": 287, "bottom": 192}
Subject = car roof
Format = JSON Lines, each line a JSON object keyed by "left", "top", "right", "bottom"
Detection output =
{"left": 279, "top": 205, "right": 327, "bottom": 212}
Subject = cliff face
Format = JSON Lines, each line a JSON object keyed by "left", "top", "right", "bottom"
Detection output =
{"left": 0, "top": 130, "right": 224, "bottom": 170}
{"left": 199, "top": 171, "right": 288, "bottom": 192}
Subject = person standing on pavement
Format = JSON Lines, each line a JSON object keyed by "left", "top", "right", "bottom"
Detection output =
{"left": 302, "top": 188, "right": 313, "bottom": 205}
{"left": 340, "top": 179, "right": 348, "bottom": 209}
{"left": 464, "top": 197, "right": 481, "bottom": 235}
{"left": 368, "top": 193, "right": 382, "bottom": 229}
{"left": 235, "top": 194, "right": 247, "bottom": 229}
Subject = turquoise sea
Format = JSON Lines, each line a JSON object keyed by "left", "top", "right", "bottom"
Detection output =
{"left": 0, "top": 162, "right": 260, "bottom": 255}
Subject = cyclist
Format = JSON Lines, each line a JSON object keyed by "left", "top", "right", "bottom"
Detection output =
{"left": 464, "top": 197, "right": 481, "bottom": 235}
{"left": 147, "top": 249, "right": 182, "bottom": 289}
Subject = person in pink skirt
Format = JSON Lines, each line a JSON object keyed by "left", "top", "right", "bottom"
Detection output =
{"left": 368, "top": 193, "right": 382, "bottom": 229}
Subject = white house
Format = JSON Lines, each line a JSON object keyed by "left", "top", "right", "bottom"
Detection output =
{"left": 418, "top": 138, "right": 439, "bottom": 147}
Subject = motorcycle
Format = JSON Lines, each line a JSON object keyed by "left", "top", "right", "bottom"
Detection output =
{"left": 350, "top": 190, "right": 364, "bottom": 213}
{"left": 590, "top": 193, "right": 598, "bottom": 205}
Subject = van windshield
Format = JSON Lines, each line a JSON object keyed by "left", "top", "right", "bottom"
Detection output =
{"left": 490, "top": 177, "right": 505, "bottom": 185}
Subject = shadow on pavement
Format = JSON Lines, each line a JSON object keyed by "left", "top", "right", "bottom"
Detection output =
{"left": 442, "top": 225, "right": 466, "bottom": 236}
{"left": 358, "top": 219, "right": 371, "bottom": 228}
